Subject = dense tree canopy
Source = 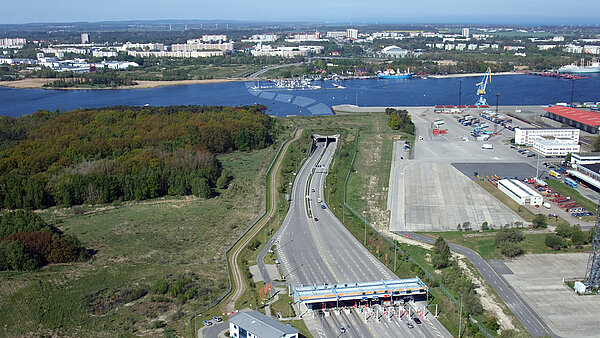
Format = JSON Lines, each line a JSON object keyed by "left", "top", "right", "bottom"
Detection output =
{"left": 0, "top": 210, "right": 87, "bottom": 271}
{"left": 0, "top": 105, "right": 275, "bottom": 208}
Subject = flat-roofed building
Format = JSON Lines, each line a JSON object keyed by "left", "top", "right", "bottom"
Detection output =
{"left": 515, "top": 128, "right": 579, "bottom": 146}
{"left": 531, "top": 137, "right": 580, "bottom": 156}
{"left": 498, "top": 179, "right": 543, "bottom": 206}
{"left": 229, "top": 311, "right": 299, "bottom": 338}
{"left": 571, "top": 153, "right": 600, "bottom": 165}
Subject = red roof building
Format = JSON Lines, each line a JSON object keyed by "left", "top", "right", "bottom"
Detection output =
{"left": 544, "top": 106, "right": 600, "bottom": 134}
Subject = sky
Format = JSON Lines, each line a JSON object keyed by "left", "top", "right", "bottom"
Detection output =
{"left": 1, "top": 0, "right": 599, "bottom": 25}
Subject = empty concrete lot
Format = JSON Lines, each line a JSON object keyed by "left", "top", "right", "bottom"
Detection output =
{"left": 389, "top": 109, "right": 526, "bottom": 232}
{"left": 501, "top": 253, "right": 600, "bottom": 337}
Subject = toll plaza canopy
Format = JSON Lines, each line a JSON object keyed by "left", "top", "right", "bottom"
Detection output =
{"left": 292, "top": 278, "right": 427, "bottom": 305}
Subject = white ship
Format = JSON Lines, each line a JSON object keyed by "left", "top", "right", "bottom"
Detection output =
{"left": 558, "top": 59, "right": 600, "bottom": 74}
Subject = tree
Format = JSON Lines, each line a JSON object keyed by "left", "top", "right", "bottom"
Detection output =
{"left": 5, "top": 240, "right": 37, "bottom": 271}
{"left": 556, "top": 223, "right": 572, "bottom": 238}
{"left": 500, "top": 242, "right": 524, "bottom": 257}
{"left": 571, "top": 225, "right": 586, "bottom": 248}
{"left": 191, "top": 177, "right": 211, "bottom": 199}
{"left": 545, "top": 234, "right": 566, "bottom": 250}
{"left": 532, "top": 214, "right": 547, "bottom": 229}
{"left": 495, "top": 228, "right": 524, "bottom": 246}
{"left": 216, "top": 169, "right": 230, "bottom": 189}
{"left": 432, "top": 237, "right": 451, "bottom": 269}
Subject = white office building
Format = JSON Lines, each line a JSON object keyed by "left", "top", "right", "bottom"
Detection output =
{"left": 229, "top": 311, "right": 299, "bottom": 338}
{"left": 498, "top": 179, "right": 543, "bottom": 206}
{"left": 514, "top": 128, "right": 579, "bottom": 146}
{"left": 531, "top": 137, "right": 580, "bottom": 156}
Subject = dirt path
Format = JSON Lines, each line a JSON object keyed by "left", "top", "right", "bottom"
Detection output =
{"left": 225, "top": 128, "right": 302, "bottom": 313}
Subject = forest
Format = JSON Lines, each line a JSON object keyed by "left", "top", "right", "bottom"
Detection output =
{"left": 0, "top": 105, "right": 275, "bottom": 209}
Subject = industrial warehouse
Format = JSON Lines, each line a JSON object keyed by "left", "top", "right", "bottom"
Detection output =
{"left": 498, "top": 179, "right": 543, "bottom": 206}
{"left": 544, "top": 106, "right": 600, "bottom": 134}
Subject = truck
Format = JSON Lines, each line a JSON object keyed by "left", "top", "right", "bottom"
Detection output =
{"left": 543, "top": 202, "right": 551, "bottom": 209}
{"left": 482, "top": 144, "right": 493, "bottom": 149}
{"left": 549, "top": 170, "right": 561, "bottom": 179}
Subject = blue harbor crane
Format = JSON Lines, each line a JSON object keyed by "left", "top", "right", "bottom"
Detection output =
{"left": 475, "top": 67, "right": 492, "bottom": 106}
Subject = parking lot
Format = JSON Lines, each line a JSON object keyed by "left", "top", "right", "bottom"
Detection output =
{"left": 388, "top": 108, "right": 527, "bottom": 232}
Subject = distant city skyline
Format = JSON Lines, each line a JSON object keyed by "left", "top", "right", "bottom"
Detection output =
{"left": 1, "top": 0, "right": 599, "bottom": 25}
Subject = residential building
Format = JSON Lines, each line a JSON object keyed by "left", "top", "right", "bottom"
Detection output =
{"left": 285, "top": 32, "right": 322, "bottom": 42}
{"left": 243, "top": 34, "right": 279, "bottom": 42}
{"left": 346, "top": 29, "right": 358, "bottom": 40}
{"left": 229, "top": 311, "right": 299, "bottom": 338}
{"left": 127, "top": 50, "right": 225, "bottom": 58}
{"left": 538, "top": 44, "right": 556, "bottom": 51}
{"left": 81, "top": 33, "right": 89, "bottom": 44}
{"left": 92, "top": 50, "right": 119, "bottom": 58}
{"left": 565, "top": 44, "right": 584, "bottom": 53}
{"left": 326, "top": 31, "right": 347, "bottom": 38}
{"left": 172, "top": 41, "right": 234, "bottom": 52}
{"left": 201, "top": 34, "right": 227, "bottom": 42}
{"left": 0, "top": 38, "right": 26, "bottom": 48}
{"left": 462, "top": 28, "right": 470, "bottom": 38}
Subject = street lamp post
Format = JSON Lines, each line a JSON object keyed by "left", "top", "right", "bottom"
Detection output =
{"left": 458, "top": 79, "right": 462, "bottom": 107}
{"left": 363, "top": 211, "right": 367, "bottom": 245}
{"left": 495, "top": 93, "right": 500, "bottom": 114}
{"left": 570, "top": 79, "right": 575, "bottom": 105}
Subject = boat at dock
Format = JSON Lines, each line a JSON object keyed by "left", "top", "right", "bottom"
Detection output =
{"left": 377, "top": 68, "right": 413, "bottom": 79}
{"left": 558, "top": 59, "right": 600, "bottom": 74}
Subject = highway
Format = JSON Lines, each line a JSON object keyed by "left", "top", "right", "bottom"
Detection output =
{"left": 398, "top": 231, "right": 558, "bottom": 338}
{"left": 275, "top": 140, "right": 450, "bottom": 338}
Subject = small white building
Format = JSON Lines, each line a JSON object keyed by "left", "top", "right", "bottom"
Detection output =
{"left": 514, "top": 128, "right": 579, "bottom": 146}
{"left": 498, "top": 179, "right": 543, "bottom": 206}
{"left": 229, "top": 311, "right": 299, "bottom": 338}
{"left": 532, "top": 137, "right": 580, "bottom": 157}
{"left": 570, "top": 153, "right": 600, "bottom": 165}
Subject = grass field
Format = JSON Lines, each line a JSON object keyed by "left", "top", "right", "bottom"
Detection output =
{"left": 0, "top": 143, "right": 277, "bottom": 337}
{"left": 420, "top": 230, "right": 590, "bottom": 260}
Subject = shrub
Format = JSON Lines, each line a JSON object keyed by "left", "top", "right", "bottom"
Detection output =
{"left": 532, "top": 214, "right": 547, "bottom": 229}
{"left": 545, "top": 234, "right": 566, "bottom": 250}
{"left": 152, "top": 279, "right": 169, "bottom": 294}
{"left": 500, "top": 242, "right": 524, "bottom": 258}
{"left": 495, "top": 228, "right": 524, "bottom": 246}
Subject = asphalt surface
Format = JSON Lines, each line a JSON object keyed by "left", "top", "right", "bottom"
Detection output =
{"left": 397, "top": 231, "right": 558, "bottom": 338}
{"left": 274, "top": 141, "right": 450, "bottom": 338}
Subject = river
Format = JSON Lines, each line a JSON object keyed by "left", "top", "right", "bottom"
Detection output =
{"left": 1, "top": 74, "right": 598, "bottom": 117}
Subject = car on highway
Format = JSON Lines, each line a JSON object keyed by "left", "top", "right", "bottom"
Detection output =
{"left": 406, "top": 322, "right": 414, "bottom": 329}
{"left": 339, "top": 326, "right": 346, "bottom": 333}
{"left": 321, "top": 204, "right": 326, "bottom": 209}
{"left": 212, "top": 316, "right": 222, "bottom": 322}
{"left": 203, "top": 320, "right": 212, "bottom": 326}
{"left": 314, "top": 217, "right": 318, "bottom": 221}
{"left": 413, "top": 318, "right": 422, "bottom": 324}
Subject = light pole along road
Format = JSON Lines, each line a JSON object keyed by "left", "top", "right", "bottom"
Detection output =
{"left": 274, "top": 139, "right": 451, "bottom": 338}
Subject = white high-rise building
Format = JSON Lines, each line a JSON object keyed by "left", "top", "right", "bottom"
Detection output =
{"left": 81, "top": 33, "right": 90, "bottom": 44}
{"left": 462, "top": 28, "right": 470, "bottom": 38}
{"left": 346, "top": 29, "right": 358, "bottom": 40}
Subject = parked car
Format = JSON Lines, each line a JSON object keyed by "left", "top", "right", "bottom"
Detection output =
{"left": 212, "top": 316, "right": 222, "bottom": 322}
{"left": 321, "top": 205, "right": 326, "bottom": 209}
{"left": 203, "top": 320, "right": 212, "bottom": 326}
{"left": 339, "top": 326, "right": 346, "bottom": 333}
